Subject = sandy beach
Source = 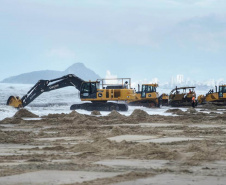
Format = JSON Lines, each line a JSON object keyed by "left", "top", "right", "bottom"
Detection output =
{"left": 0, "top": 106, "right": 226, "bottom": 184}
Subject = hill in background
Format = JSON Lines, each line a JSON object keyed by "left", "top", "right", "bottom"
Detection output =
{"left": 1, "top": 63, "right": 101, "bottom": 84}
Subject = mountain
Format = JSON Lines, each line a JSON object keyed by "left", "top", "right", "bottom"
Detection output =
{"left": 1, "top": 63, "right": 101, "bottom": 84}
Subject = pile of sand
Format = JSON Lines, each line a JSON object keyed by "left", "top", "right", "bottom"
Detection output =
{"left": 0, "top": 109, "right": 39, "bottom": 124}
{"left": 108, "top": 110, "right": 125, "bottom": 119}
{"left": 129, "top": 109, "right": 150, "bottom": 120}
{"left": 42, "top": 113, "right": 66, "bottom": 118}
{"left": 42, "top": 111, "right": 92, "bottom": 126}
{"left": 67, "top": 111, "right": 88, "bottom": 121}
{"left": 68, "top": 111, "right": 82, "bottom": 117}
{"left": 14, "top": 109, "right": 39, "bottom": 118}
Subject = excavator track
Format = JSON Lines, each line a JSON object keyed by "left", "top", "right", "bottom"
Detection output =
{"left": 70, "top": 102, "right": 128, "bottom": 111}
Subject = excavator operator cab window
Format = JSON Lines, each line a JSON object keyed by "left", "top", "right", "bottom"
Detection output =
{"left": 82, "top": 83, "right": 90, "bottom": 93}
{"left": 81, "top": 82, "right": 97, "bottom": 99}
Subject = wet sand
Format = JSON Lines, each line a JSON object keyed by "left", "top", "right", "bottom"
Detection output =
{"left": 0, "top": 107, "right": 226, "bottom": 184}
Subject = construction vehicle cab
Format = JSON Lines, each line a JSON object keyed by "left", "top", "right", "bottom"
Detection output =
{"left": 80, "top": 81, "right": 100, "bottom": 99}
{"left": 128, "top": 83, "right": 160, "bottom": 107}
{"left": 169, "top": 86, "right": 196, "bottom": 107}
{"left": 141, "top": 84, "right": 157, "bottom": 98}
{"left": 198, "top": 85, "right": 226, "bottom": 105}
{"left": 219, "top": 85, "right": 226, "bottom": 98}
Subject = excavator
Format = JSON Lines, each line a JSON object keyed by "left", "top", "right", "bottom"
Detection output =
{"left": 197, "top": 85, "right": 226, "bottom": 105}
{"left": 169, "top": 86, "right": 196, "bottom": 107}
{"left": 6, "top": 74, "right": 136, "bottom": 111}
{"left": 127, "top": 83, "right": 161, "bottom": 107}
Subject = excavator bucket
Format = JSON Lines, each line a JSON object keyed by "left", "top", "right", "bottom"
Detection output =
{"left": 6, "top": 96, "right": 23, "bottom": 108}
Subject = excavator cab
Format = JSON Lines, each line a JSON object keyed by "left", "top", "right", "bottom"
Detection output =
{"left": 80, "top": 81, "right": 100, "bottom": 99}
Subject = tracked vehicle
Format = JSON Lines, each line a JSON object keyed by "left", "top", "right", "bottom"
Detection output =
{"left": 128, "top": 83, "right": 161, "bottom": 107}
{"left": 169, "top": 86, "right": 196, "bottom": 107}
{"left": 198, "top": 85, "right": 226, "bottom": 105}
{"left": 7, "top": 74, "right": 135, "bottom": 111}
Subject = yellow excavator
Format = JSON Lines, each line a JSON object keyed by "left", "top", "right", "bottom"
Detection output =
{"left": 169, "top": 86, "right": 196, "bottom": 107}
{"left": 127, "top": 83, "right": 161, "bottom": 107}
{"left": 6, "top": 74, "right": 136, "bottom": 111}
{"left": 197, "top": 85, "right": 226, "bottom": 105}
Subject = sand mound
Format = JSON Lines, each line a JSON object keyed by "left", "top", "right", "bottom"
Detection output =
{"left": 14, "top": 109, "right": 39, "bottom": 118}
{"left": 166, "top": 109, "right": 185, "bottom": 115}
{"left": 67, "top": 111, "right": 87, "bottom": 120}
{"left": 130, "top": 109, "right": 150, "bottom": 120}
{"left": 68, "top": 111, "right": 81, "bottom": 117}
{"left": 108, "top": 110, "right": 124, "bottom": 119}
{"left": 91, "top": 110, "right": 101, "bottom": 115}
{"left": 43, "top": 113, "right": 66, "bottom": 118}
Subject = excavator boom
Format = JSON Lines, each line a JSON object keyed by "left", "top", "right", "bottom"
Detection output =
{"left": 7, "top": 74, "right": 84, "bottom": 108}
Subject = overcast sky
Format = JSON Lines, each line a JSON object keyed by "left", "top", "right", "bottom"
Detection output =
{"left": 0, "top": 0, "right": 225, "bottom": 83}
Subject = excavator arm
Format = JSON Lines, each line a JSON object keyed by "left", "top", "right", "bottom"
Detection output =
{"left": 7, "top": 74, "right": 84, "bottom": 108}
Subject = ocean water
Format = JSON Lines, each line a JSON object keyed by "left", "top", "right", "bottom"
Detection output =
{"left": 0, "top": 83, "right": 209, "bottom": 121}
